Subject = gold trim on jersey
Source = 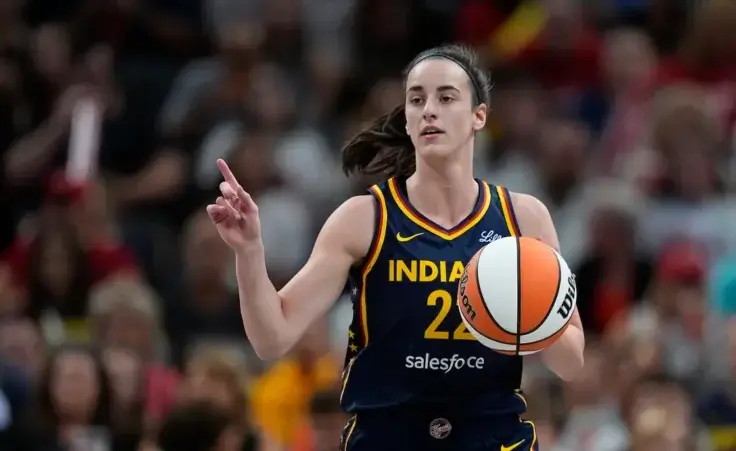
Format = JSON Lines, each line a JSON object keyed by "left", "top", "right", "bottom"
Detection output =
{"left": 359, "top": 185, "right": 388, "bottom": 345}
{"left": 524, "top": 419, "right": 538, "bottom": 450}
{"left": 340, "top": 415, "right": 358, "bottom": 451}
{"left": 388, "top": 178, "right": 492, "bottom": 240}
{"left": 340, "top": 184, "right": 388, "bottom": 403}
{"left": 496, "top": 186, "right": 520, "bottom": 236}
{"left": 514, "top": 388, "right": 528, "bottom": 407}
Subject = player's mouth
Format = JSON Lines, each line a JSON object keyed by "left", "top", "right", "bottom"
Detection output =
{"left": 420, "top": 126, "right": 445, "bottom": 139}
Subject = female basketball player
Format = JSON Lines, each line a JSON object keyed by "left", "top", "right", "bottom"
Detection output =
{"left": 207, "top": 44, "right": 584, "bottom": 450}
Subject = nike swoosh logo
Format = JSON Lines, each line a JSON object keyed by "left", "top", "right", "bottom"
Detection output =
{"left": 396, "top": 232, "right": 424, "bottom": 242}
{"left": 501, "top": 439, "right": 525, "bottom": 451}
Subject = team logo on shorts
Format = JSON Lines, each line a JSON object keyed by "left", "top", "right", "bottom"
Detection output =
{"left": 429, "top": 418, "right": 452, "bottom": 439}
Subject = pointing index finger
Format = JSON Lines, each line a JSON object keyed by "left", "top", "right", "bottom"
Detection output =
{"left": 217, "top": 159, "right": 238, "bottom": 185}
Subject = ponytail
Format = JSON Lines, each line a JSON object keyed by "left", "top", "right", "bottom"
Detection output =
{"left": 341, "top": 104, "right": 416, "bottom": 177}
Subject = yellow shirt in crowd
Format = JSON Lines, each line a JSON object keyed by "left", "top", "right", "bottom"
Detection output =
{"left": 250, "top": 355, "right": 339, "bottom": 445}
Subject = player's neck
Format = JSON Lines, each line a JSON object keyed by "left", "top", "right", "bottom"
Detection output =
{"left": 407, "top": 148, "right": 477, "bottom": 227}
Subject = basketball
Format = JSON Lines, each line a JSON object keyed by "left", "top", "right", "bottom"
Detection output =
{"left": 456, "top": 236, "right": 577, "bottom": 356}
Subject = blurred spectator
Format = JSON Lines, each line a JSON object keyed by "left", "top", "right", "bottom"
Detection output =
{"left": 168, "top": 209, "right": 241, "bottom": 364}
{"left": 697, "top": 317, "right": 736, "bottom": 450}
{"left": 658, "top": 0, "right": 736, "bottom": 133}
{"left": 521, "top": 117, "right": 591, "bottom": 268}
{"left": 291, "top": 389, "right": 347, "bottom": 451}
{"left": 0, "top": 22, "right": 75, "bottom": 249}
{"left": 613, "top": 239, "right": 710, "bottom": 387}
{"left": 0, "top": 358, "right": 33, "bottom": 450}
{"left": 250, "top": 320, "right": 338, "bottom": 448}
{"left": 0, "top": 178, "right": 139, "bottom": 342}
{"left": 56, "top": 0, "right": 207, "bottom": 63}
{"left": 553, "top": 342, "right": 628, "bottom": 451}
{"left": 103, "top": 347, "right": 145, "bottom": 449}
{"left": 351, "top": 0, "right": 412, "bottom": 84}
{"left": 179, "top": 344, "right": 259, "bottom": 451}
{"left": 14, "top": 345, "right": 113, "bottom": 451}
{"left": 596, "top": 28, "right": 657, "bottom": 181}
{"left": 88, "top": 278, "right": 163, "bottom": 361}
{"left": 156, "top": 400, "right": 241, "bottom": 451}
{"left": 640, "top": 85, "right": 731, "bottom": 257}
{"left": 156, "top": 20, "right": 265, "bottom": 204}
{"left": 0, "top": 317, "right": 46, "bottom": 384}
{"left": 480, "top": 71, "right": 545, "bottom": 193}
{"left": 88, "top": 278, "right": 181, "bottom": 434}
{"left": 3, "top": 23, "right": 76, "bottom": 188}
{"left": 574, "top": 179, "right": 652, "bottom": 336}
{"left": 621, "top": 374, "right": 710, "bottom": 451}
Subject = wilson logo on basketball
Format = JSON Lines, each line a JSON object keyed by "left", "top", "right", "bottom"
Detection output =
{"left": 458, "top": 272, "right": 476, "bottom": 321}
{"left": 557, "top": 274, "right": 576, "bottom": 320}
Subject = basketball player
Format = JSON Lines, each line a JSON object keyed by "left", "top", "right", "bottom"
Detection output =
{"left": 207, "top": 44, "right": 585, "bottom": 450}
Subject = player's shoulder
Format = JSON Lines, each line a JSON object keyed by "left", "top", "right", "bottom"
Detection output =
{"left": 336, "top": 193, "right": 378, "bottom": 218}
{"left": 507, "top": 191, "right": 555, "bottom": 239}
{"left": 336, "top": 179, "right": 392, "bottom": 214}
{"left": 317, "top": 193, "right": 378, "bottom": 259}
{"left": 508, "top": 192, "right": 551, "bottom": 220}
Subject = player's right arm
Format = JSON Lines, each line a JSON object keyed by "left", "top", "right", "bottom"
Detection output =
{"left": 207, "top": 159, "right": 373, "bottom": 360}
{"left": 233, "top": 196, "right": 372, "bottom": 360}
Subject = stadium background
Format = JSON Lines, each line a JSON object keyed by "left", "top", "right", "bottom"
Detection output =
{"left": 0, "top": 0, "right": 735, "bottom": 450}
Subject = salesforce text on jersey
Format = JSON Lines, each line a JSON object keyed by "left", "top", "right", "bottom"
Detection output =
{"left": 405, "top": 353, "right": 485, "bottom": 373}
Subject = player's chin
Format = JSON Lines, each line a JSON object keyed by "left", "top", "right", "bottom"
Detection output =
{"left": 415, "top": 141, "right": 456, "bottom": 158}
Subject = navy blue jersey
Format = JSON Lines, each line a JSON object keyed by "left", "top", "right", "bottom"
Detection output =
{"left": 340, "top": 177, "right": 528, "bottom": 416}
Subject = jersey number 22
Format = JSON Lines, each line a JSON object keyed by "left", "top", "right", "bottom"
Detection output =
{"left": 425, "top": 289, "right": 475, "bottom": 340}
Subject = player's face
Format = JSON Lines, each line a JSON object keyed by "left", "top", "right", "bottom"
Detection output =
{"left": 404, "top": 59, "right": 486, "bottom": 158}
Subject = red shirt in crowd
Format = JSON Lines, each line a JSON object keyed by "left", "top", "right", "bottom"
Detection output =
{"left": 1, "top": 238, "right": 138, "bottom": 292}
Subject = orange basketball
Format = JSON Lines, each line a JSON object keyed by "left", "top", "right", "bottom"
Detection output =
{"left": 456, "top": 236, "right": 577, "bottom": 355}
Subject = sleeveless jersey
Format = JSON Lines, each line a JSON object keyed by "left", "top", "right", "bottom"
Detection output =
{"left": 340, "top": 177, "right": 528, "bottom": 415}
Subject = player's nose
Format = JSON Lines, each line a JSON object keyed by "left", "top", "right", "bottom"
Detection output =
{"left": 422, "top": 98, "right": 438, "bottom": 121}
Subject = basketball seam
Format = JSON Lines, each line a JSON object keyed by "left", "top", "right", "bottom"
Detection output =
{"left": 514, "top": 237, "right": 522, "bottom": 355}
{"left": 521, "top": 245, "right": 563, "bottom": 336}
{"left": 474, "top": 247, "right": 516, "bottom": 336}
{"left": 459, "top": 291, "right": 516, "bottom": 345}
{"left": 520, "top": 314, "right": 574, "bottom": 347}
{"left": 458, "top": 251, "right": 518, "bottom": 347}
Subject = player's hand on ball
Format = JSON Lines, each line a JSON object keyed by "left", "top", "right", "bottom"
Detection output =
{"left": 207, "top": 159, "right": 262, "bottom": 250}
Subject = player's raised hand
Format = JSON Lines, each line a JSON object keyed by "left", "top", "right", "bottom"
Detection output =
{"left": 206, "top": 159, "right": 262, "bottom": 250}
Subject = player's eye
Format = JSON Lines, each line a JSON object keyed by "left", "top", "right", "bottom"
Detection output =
{"left": 439, "top": 95, "right": 454, "bottom": 104}
{"left": 409, "top": 97, "right": 424, "bottom": 105}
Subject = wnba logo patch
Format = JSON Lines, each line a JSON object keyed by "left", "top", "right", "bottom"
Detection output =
{"left": 429, "top": 418, "right": 452, "bottom": 439}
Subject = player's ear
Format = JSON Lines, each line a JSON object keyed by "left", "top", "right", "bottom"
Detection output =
{"left": 472, "top": 104, "right": 487, "bottom": 131}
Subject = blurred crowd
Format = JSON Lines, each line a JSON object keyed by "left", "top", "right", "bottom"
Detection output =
{"left": 0, "top": 0, "right": 736, "bottom": 450}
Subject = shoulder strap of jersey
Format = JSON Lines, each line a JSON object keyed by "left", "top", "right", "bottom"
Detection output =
{"left": 492, "top": 185, "right": 521, "bottom": 237}
{"left": 363, "top": 182, "right": 389, "bottom": 273}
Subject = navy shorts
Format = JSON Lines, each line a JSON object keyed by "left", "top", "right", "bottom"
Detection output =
{"left": 340, "top": 408, "right": 539, "bottom": 451}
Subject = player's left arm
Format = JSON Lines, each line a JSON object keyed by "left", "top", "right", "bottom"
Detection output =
{"left": 510, "top": 192, "right": 585, "bottom": 381}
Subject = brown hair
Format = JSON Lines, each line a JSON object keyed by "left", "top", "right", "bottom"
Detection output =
{"left": 186, "top": 345, "right": 250, "bottom": 425}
